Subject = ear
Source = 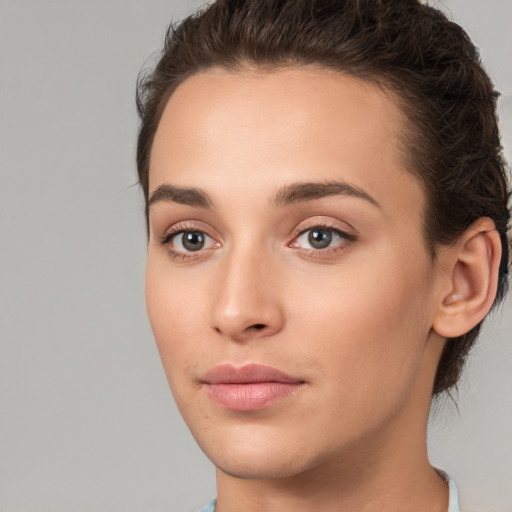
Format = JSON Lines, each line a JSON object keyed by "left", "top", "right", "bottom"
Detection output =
{"left": 433, "top": 218, "right": 502, "bottom": 338}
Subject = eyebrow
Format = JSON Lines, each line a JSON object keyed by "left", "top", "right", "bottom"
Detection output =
{"left": 148, "top": 184, "right": 214, "bottom": 209}
{"left": 271, "top": 181, "right": 381, "bottom": 208}
{"left": 148, "top": 180, "right": 380, "bottom": 210}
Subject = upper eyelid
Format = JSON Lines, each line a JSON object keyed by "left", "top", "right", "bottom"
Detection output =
{"left": 292, "top": 218, "right": 357, "bottom": 238}
{"left": 159, "top": 220, "right": 217, "bottom": 244}
{"left": 296, "top": 224, "right": 348, "bottom": 235}
{"left": 295, "top": 226, "right": 351, "bottom": 239}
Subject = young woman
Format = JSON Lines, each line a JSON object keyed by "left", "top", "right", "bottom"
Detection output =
{"left": 136, "top": 1, "right": 510, "bottom": 511}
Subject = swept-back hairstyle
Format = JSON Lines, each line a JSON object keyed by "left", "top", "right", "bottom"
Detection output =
{"left": 136, "top": 0, "right": 510, "bottom": 395}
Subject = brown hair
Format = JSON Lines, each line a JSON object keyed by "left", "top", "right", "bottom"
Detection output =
{"left": 136, "top": 0, "right": 510, "bottom": 395}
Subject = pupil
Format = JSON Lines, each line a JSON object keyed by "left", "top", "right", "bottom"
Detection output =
{"left": 308, "top": 229, "right": 332, "bottom": 249}
{"left": 183, "top": 231, "right": 205, "bottom": 251}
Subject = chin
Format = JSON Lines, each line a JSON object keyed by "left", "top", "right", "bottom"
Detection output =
{"left": 211, "top": 452, "right": 312, "bottom": 480}
{"left": 193, "top": 425, "right": 326, "bottom": 480}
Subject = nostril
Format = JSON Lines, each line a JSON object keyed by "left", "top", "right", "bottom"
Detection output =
{"left": 251, "top": 324, "right": 266, "bottom": 330}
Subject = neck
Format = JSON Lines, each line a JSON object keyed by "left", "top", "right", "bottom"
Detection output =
{"left": 215, "top": 428, "right": 448, "bottom": 512}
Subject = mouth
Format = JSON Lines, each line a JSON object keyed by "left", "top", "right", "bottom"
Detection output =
{"left": 200, "top": 363, "right": 306, "bottom": 411}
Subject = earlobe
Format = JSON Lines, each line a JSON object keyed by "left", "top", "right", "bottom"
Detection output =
{"left": 433, "top": 218, "right": 502, "bottom": 338}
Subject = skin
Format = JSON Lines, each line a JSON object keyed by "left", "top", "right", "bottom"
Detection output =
{"left": 145, "top": 66, "right": 500, "bottom": 512}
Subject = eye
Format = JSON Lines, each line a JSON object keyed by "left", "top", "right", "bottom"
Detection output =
{"left": 176, "top": 231, "right": 208, "bottom": 251}
{"left": 293, "top": 226, "right": 354, "bottom": 251}
{"left": 161, "top": 229, "right": 218, "bottom": 255}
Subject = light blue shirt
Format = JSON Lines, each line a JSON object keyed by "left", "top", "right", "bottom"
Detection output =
{"left": 198, "top": 472, "right": 460, "bottom": 512}
{"left": 444, "top": 472, "right": 461, "bottom": 512}
{"left": 198, "top": 498, "right": 216, "bottom": 512}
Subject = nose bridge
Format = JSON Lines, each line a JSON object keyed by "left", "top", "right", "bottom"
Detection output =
{"left": 211, "top": 236, "right": 284, "bottom": 341}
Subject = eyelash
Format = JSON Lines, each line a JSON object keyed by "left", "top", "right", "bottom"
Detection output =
{"left": 291, "top": 222, "right": 356, "bottom": 259}
{"left": 159, "top": 222, "right": 356, "bottom": 261}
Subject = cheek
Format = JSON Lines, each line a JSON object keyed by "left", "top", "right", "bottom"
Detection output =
{"left": 292, "top": 252, "right": 429, "bottom": 337}
{"left": 290, "top": 251, "right": 432, "bottom": 399}
{"left": 145, "top": 260, "right": 206, "bottom": 386}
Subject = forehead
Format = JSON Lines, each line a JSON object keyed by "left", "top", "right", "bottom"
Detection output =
{"left": 149, "top": 65, "right": 424, "bottom": 220}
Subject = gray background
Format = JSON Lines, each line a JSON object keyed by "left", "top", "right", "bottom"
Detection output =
{"left": 0, "top": 1, "right": 510, "bottom": 511}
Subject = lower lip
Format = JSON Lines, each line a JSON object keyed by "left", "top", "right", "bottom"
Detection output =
{"left": 205, "top": 382, "right": 304, "bottom": 411}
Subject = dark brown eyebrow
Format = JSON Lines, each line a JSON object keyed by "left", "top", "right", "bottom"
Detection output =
{"left": 148, "top": 180, "right": 380, "bottom": 211}
{"left": 271, "top": 181, "right": 380, "bottom": 208}
{"left": 148, "top": 184, "right": 214, "bottom": 209}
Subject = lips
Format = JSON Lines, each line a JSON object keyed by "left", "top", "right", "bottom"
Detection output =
{"left": 201, "top": 364, "right": 305, "bottom": 411}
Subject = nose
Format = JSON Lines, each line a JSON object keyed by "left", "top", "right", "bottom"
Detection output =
{"left": 210, "top": 247, "right": 285, "bottom": 342}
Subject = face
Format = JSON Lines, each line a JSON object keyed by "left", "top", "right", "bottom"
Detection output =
{"left": 146, "top": 66, "right": 443, "bottom": 480}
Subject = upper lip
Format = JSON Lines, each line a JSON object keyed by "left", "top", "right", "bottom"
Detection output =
{"left": 201, "top": 363, "right": 304, "bottom": 385}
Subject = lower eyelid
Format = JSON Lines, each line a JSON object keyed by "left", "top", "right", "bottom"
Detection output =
{"left": 296, "top": 238, "right": 355, "bottom": 260}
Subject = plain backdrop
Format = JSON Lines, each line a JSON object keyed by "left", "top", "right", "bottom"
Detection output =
{"left": 0, "top": 1, "right": 511, "bottom": 511}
